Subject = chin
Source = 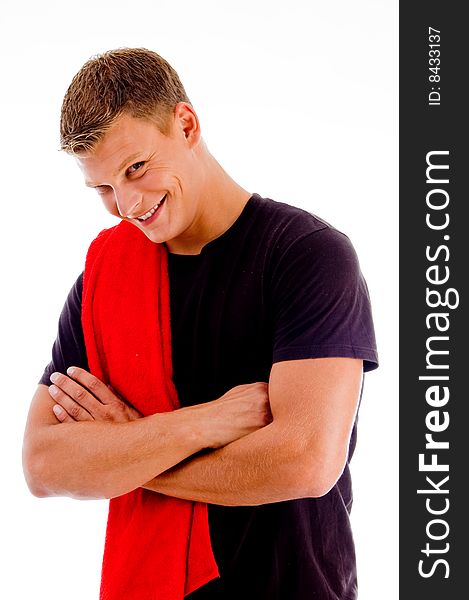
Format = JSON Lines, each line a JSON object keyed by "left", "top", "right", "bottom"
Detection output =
{"left": 142, "top": 229, "right": 171, "bottom": 246}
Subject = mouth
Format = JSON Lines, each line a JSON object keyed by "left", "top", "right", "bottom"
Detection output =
{"left": 132, "top": 194, "right": 167, "bottom": 226}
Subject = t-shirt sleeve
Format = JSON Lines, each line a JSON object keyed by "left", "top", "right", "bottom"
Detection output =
{"left": 270, "top": 227, "right": 378, "bottom": 372}
{"left": 38, "top": 273, "right": 89, "bottom": 385}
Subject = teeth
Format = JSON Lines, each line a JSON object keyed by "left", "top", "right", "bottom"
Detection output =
{"left": 139, "top": 207, "right": 156, "bottom": 221}
{"left": 136, "top": 195, "right": 166, "bottom": 221}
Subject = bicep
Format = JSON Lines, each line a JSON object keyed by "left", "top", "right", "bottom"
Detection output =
{"left": 268, "top": 357, "right": 363, "bottom": 477}
{"left": 24, "top": 384, "right": 59, "bottom": 436}
{"left": 39, "top": 272, "right": 88, "bottom": 386}
{"left": 23, "top": 385, "right": 61, "bottom": 493}
{"left": 271, "top": 229, "right": 378, "bottom": 372}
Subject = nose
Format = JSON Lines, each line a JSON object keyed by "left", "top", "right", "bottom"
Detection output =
{"left": 114, "top": 187, "right": 143, "bottom": 218}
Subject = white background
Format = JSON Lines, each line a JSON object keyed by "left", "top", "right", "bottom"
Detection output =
{"left": 0, "top": 1, "right": 398, "bottom": 598}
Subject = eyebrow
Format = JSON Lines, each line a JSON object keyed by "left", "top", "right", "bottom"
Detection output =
{"left": 85, "top": 152, "right": 142, "bottom": 187}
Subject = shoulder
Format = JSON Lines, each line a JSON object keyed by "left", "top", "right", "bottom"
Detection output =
{"left": 251, "top": 193, "right": 332, "bottom": 241}
{"left": 251, "top": 194, "right": 359, "bottom": 274}
{"left": 254, "top": 197, "right": 378, "bottom": 371}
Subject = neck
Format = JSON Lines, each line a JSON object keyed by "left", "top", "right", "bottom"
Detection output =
{"left": 166, "top": 150, "right": 252, "bottom": 255}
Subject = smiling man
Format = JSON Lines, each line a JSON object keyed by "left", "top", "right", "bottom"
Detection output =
{"left": 22, "top": 48, "right": 378, "bottom": 600}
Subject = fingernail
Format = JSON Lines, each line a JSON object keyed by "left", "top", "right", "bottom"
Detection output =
{"left": 49, "top": 385, "right": 58, "bottom": 396}
{"left": 50, "top": 372, "right": 59, "bottom": 383}
{"left": 53, "top": 405, "right": 63, "bottom": 416}
{"left": 67, "top": 366, "right": 76, "bottom": 376}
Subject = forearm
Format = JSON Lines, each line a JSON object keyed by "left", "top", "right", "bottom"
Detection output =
{"left": 25, "top": 407, "right": 205, "bottom": 500}
{"left": 143, "top": 421, "right": 319, "bottom": 506}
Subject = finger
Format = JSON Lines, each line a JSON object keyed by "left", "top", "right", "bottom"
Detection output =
{"left": 48, "top": 384, "right": 94, "bottom": 421}
{"left": 52, "top": 403, "right": 75, "bottom": 423}
{"left": 66, "top": 367, "right": 117, "bottom": 405}
{"left": 50, "top": 371, "right": 102, "bottom": 414}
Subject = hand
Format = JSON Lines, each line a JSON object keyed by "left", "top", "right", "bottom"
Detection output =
{"left": 196, "top": 382, "right": 272, "bottom": 449}
{"left": 48, "top": 367, "right": 142, "bottom": 423}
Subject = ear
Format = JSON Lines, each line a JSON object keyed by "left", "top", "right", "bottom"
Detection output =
{"left": 173, "top": 102, "right": 201, "bottom": 147}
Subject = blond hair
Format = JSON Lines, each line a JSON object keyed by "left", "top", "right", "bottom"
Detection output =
{"left": 60, "top": 48, "right": 190, "bottom": 153}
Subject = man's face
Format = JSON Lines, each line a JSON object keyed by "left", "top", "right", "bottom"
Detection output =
{"left": 76, "top": 108, "right": 203, "bottom": 250}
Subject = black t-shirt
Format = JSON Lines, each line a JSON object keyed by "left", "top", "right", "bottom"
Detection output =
{"left": 39, "top": 193, "right": 378, "bottom": 600}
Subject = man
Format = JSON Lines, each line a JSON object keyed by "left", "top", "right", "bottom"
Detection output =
{"left": 23, "top": 48, "right": 378, "bottom": 599}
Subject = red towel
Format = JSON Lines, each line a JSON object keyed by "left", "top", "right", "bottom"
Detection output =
{"left": 81, "top": 220, "right": 219, "bottom": 599}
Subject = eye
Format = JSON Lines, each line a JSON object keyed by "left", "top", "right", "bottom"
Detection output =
{"left": 127, "top": 161, "right": 145, "bottom": 175}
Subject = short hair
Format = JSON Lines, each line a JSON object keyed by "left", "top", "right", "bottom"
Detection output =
{"left": 60, "top": 48, "right": 190, "bottom": 154}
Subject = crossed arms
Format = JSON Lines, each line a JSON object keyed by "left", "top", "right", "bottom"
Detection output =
{"left": 22, "top": 357, "right": 363, "bottom": 506}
